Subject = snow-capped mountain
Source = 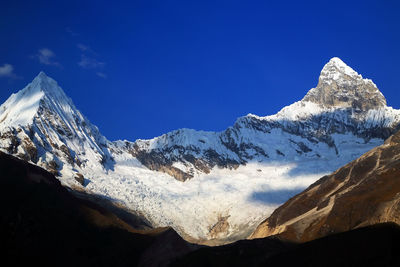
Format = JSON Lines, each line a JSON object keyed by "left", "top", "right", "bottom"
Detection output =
{"left": 0, "top": 72, "right": 114, "bottom": 179}
{"left": 0, "top": 58, "right": 399, "bottom": 244}
{"left": 129, "top": 57, "right": 399, "bottom": 182}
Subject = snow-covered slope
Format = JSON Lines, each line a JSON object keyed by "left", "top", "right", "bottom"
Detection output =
{"left": 0, "top": 58, "right": 399, "bottom": 244}
{"left": 0, "top": 72, "right": 113, "bottom": 179}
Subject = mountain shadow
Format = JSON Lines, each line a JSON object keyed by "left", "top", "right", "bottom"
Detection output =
{"left": 0, "top": 151, "right": 195, "bottom": 267}
{"left": 248, "top": 188, "right": 303, "bottom": 205}
{"left": 172, "top": 223, "right": 400, "bottom": 267}
{"left": 2, "top": 150, "right": 400, "bottom": 267}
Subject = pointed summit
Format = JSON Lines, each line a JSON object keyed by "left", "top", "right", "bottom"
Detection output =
{"left": 0, "top": 72, "right": 74, "bottom": 128}
{"left": 321, "top": 57, "right": 359, "bottom": 79}
{"left": 32, "top": 71, "right": 55, "bottom": 86}
{"left": 31, "top": 71, "right": 53, "bottom": 85}
{"left": 29, "top": 71, "right": 69, "bottom": 99}
{"left": 302, "top": 57, "right": 386, "bottom": 110}
{"left": 0, "top": 72, "right": 111, "bottom": 179}
{"left": 36, "top": 71, "right": 48, "bottom": 78}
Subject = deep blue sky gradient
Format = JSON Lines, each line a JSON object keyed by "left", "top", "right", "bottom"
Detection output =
{"left": 1, "top": 0, "right": 399, "bottom": 140}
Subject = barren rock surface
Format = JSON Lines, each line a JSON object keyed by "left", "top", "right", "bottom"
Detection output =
{"left": 251, "top": 130, "right": 400, "bottom": 242}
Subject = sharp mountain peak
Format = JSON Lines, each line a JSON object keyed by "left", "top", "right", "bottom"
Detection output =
{"left": 0, "top": 71, "right": 77, "bottom": 129}
{"left": 29, "top": 71, "right": 69, "bottom": 98}
{"left": 302, "top": 57, "right": 386, "bottom": 110}
{"left": 323, "top": 57, "right": 358, "bottom": 76}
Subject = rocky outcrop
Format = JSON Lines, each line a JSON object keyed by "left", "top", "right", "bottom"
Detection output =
{"left": 74, "top": 172, "right": 85, "bottom": 186}
{"left": 120, "top": 138, "right": 242, "bottom": 181}
{"left": 303, "top": 57, "right": 387, "bottom": 110}
{"left": 209, "top": 214, "right": 231, "bottom": 239}
{"left": 251, "top": 130, "right": 400, "bottom": 242}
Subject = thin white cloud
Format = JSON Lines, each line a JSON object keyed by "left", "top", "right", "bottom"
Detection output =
{"left": 77, "top": 44, "right": 97, "bottom": 55}
{"left": 33, "top": 48, "right": 61, "bottom": 67}
{"left": 78, "top": 54, "right": 105, "bottom": 69}
{"left": 66, "top": 27, "right": 79, "bottom": 36}
{"left": 96, "top": 72, "right": 107, "bottom": 79}
{"left": 76, "top": 44, "right": 107, "bottom": 78}
{"left": 0, "top": 64, "right": 20, "bottom": 79}
{"left": 77, "top": 43, "right": 90, "bottom": 52}
{"left": 0, "top": 64, "right": 14, "bottom": 77}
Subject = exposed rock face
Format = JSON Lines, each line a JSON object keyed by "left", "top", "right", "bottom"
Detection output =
{"left": 74, "top": 172, "right": 85, "bottom": 186}
{"left": 128, "top": 133, "right": 243, "bottom": 181}
{"left": 303, "top": 57, "right": 387, "bottom": 110}
{"left": 209, "top": 214, "right": 231, "bottom": 239}
{"left": 251, "top": 130, "right": 400, "bottom": 242}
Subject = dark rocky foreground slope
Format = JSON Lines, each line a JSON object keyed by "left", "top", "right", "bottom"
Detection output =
{"left": 173, "top": 223, "right": 400, "bottom": 267}
{"left": 2, "top": 150, "right": 400, "bottom": 266}
{"left": 0, "top": 151, "right": 194, "bottom": 266}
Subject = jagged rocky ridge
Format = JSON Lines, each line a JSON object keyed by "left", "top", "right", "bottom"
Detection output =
{"left": 129, "top": 58, "right": 399, "bottom": 181}
{"left": 0, "top": 58, "right": 399, "bottom": 243}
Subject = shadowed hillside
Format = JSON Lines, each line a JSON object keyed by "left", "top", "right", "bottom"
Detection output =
{"left": 2, "top": 145, "right": 400, "bottom": 267}
{"left": 0, "top": 151, "right": 194, "bottom": 266}
{"left": 172, "top": 223, "right": 400, "bottom": 267}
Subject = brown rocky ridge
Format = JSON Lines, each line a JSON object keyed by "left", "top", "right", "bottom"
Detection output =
{"left": 251, "top": 128, "right": 400, "bottom": 242}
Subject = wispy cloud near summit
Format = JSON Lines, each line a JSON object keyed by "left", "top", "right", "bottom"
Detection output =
{"left": 33, "top": 48, "right": 61, "bottom": 67}
{"left": 78, "top": 55, "right": 105, "bottom": 69}
{"left": 0, "top": 64, "right": 20, "bottom": 79}
{"left": 77, "top": 44, "right": 107, "bottom": 78}
{"left": 65, "top": 27, "right": 79, "bottom": 37}
{"left": 96, "top": 72, "right": 107, "bottom": 79}
{"left": 77, "top": 44, "right": 91, "bottom": 53}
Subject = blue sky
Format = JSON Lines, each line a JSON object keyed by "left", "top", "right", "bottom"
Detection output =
{"left": 1, "top": 0, "right": 399, "bottom": 140}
